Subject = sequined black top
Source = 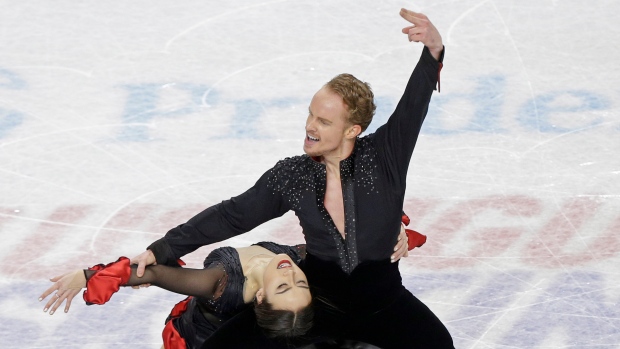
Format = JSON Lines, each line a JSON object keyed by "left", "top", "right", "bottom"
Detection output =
{"left": 148, "top": 47, "right": 443, "bottom": 274}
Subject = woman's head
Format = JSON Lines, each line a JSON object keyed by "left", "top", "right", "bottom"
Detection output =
{"left": 253, "top": 253, "right": 313, "bottom": 337}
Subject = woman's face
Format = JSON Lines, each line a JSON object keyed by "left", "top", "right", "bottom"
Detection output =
{"left": 258, "top": 253, "right": 311, "bottom": 311}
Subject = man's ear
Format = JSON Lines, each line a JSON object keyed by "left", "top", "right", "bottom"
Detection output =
{"left": 346, "top": 124, "right": 362, "bottom": 139}
{"left": 256, "top": 288, "right": 264, "bottom": 304}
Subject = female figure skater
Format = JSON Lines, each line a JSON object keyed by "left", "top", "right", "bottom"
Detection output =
{"left": 39, "top": 220, "right": 419, "bottom": 349}
{"left": 39, "top": 241, "right": 313, "bottom": 349}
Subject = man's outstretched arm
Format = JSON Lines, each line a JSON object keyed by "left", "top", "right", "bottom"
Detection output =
{"left": 134, "top": 167, "right": 292, "bottom": 275}
{"left": 374, "top": 9, "right": 444, "bottom": 185}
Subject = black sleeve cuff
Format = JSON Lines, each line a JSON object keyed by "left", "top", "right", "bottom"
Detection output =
{"left": 436, "top": 45, "right": 445, "bottom": 63}
{"left": 146, "top": 238, "right": 178, "bottom": 267}
{"left": 422, "top": 45, "right": 445, "bottom": 64}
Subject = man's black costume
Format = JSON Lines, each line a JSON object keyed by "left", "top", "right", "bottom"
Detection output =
{"left": 148, "top": 47, "right": 454, "bottom": 349}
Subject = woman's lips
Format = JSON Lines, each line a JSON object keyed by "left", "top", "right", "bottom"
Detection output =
{"left": 277, "top": 260, "right": 292, "bottom": 269}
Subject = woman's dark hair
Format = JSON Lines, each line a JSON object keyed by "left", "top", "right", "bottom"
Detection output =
{"left": 253, "top": 298, "right": 314, "bottom": 338}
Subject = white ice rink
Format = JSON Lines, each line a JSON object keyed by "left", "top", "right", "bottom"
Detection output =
{"left": 1, "top": 0, "right": 619, "bottom": 348}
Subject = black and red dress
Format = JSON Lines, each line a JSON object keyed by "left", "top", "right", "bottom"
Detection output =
{"left": 83, "top": 242, "right": 305, "bottom": 349}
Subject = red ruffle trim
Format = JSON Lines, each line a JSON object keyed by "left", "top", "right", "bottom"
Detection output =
{"left": 83, "top": 257, "right": 131, "bottom": 305}
{"left": 162, "top": 297, "right": 192, "bottom": 349}
{"left": 405, "top": 228, "right": 427, "bottom": 250}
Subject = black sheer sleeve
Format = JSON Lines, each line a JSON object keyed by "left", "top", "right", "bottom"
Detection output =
{"left": 85, "top": 264, "right": 227, "bottom": 300}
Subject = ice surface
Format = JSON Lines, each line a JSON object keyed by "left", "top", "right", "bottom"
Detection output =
{"left": 1, "top": 0, "right": 619, "bottom": 348}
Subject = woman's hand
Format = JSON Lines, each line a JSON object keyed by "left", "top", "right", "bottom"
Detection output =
{"left": 391, "top": 223, "right": 410, "bottom": 263}
{"left": 38, "top": 270, "right": 86, "bottom": 315}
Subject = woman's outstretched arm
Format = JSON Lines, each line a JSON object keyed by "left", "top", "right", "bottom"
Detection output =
{"left": 39, "top": 258, "right": 226, "bottom": 314}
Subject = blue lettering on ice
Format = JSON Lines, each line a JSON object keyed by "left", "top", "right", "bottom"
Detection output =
{"left": 220, "top": 99, "right": 265, "bottom": 139}
{"left": 0, "top": 68, "right": 26, "bottom": 89}
{"left": 214, "top": 97, "right": 303, "bottom": 139}
{"left": 117, "top": 84, "right": 159, "bottom": 141}
{"left": 115, "top": 76, "right": 614, "bottom": 142}
{"left": 422, "top": 74, "right": 506, "bottom": 134}
{"left": 118, "top": 83, "right": 217, "bottom": 142}
{"left": 518, "top": 90, "right": 608, "bottom": 132}
{"left": 0, "top": 108, "right": 24, "bottom": 139}
{"left": 0, "top": 69, "right": 26, "bottom": 139}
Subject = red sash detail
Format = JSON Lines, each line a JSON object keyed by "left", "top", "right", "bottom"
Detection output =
{"left": 401, "top": 213, "right": 411, "bottom": 226}
{"left": 162, "top": 319, "right": 187, "bottom": 349}
{"left": 162, "top": 297, "right": 192, "bottom": 349}
{"left": 83, "top": 257, "right": 131, "bottom": 305}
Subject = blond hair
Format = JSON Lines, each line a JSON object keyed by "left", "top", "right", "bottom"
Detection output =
{"left": 325, "top": 73, "right": 376, "bottom": 132}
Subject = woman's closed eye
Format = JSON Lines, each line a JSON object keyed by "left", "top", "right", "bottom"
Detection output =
{"left": 276, "top": 283, "right": 293, "bottom": 294}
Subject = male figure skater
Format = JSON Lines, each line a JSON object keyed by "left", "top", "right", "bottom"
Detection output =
{"left": 136, "top": 8, "right": 452, "bottom": 348}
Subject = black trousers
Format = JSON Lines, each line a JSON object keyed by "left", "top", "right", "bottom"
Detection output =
{"left": 202, "top": 254, "right": 454, "bottom": 349}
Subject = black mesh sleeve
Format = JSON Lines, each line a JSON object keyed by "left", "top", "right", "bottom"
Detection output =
{"left": 85, "top": 264, "right": 226, "bottom": 299}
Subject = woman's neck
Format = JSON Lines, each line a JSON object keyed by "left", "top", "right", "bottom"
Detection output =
{"left": 237, "top": 246, "right": 274, "bottom": 302}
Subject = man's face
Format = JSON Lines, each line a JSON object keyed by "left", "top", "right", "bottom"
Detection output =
{"left": 303, "top": 86, "right": 351, "bottom": 158}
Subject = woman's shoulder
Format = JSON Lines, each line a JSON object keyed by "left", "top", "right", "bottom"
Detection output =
{"left": 203, "top": 246, "right": 241, "bottom": 270}
{"left": 199, "top": 246, "right": 248, "bottom": 316}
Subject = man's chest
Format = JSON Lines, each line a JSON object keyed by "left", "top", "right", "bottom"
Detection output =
{"left": 323, "top": 173, "right": 346, "bottom": 238}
